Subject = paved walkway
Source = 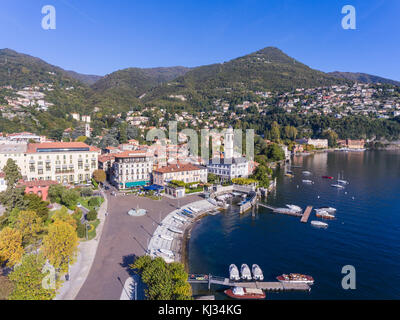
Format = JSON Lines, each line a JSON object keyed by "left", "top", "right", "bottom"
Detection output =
{"left": 76, "top": 194, "right": 203, "bottom": 300}
{"left": 55, "top": 190, "right": 108, "bottom": 300}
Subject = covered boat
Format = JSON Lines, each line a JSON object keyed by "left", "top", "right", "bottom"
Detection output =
{"left": 276, "top": 273, "right": 314, "bottom": 285}
{"left": 252, "top": 264, "right": 264, "bottom": 281}
{"left": 315, "top": 211, "right": 335, "bottom": 220}
{"left": 286, "top": 204, "right": 302, "bottom": 212}
{"left": 240, "top": 264, "right": 252, "bottom": 280}
{"left": 229, "top": 264, "right": 240, "bottom": 281}
{"left": 224, "top": 287, "right": 266, "bottom": 300}
{"left": 168, "top": 226, "right": 183, "bottom": 234}
{"left": 316, "top": 207, "right": 337, "bottom": 213}
{"left": 311, "top": 220, "right": 328, "bottom": 228}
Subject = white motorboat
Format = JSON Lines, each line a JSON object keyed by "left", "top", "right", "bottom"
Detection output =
{"left": 317, "top": 206, "right": 337, "bottom": 213}
{"left": 229, "top": 264, "right": 240, "bottom": 281}
{"left": 337, "top": 179, "right": 349, "bottom": 185}
{"left": 331, "top": 184, "right": 345, "bottom": 189}
{"left": 302, "top": 171, "right": 312, "bottom": 175}
{"left": 159, "top": 248, "right": 174, "bottom": 257}
{"left": 315, "top": 211, "right": 335, "bottom": 220}
{"left": 240, "top": 264, "right": 252, "bottom": 280}
{"left": 168, "top": 226, "right": 183, "bottom": 234}
{"left": 174, "top": 214, "right": 187, "bottom": 222}
{"left": 311, "top": 220, "right": 328, "bottom": 228}
{"left": 252, "top": 264, "right": 264, "bottom": 281}
{"left": 302, "top": 179, "right": 314, "bottom": 184}
{"left": 188, "top": 206, "right": 200, "bottom": 213}
{"left": 159, "top": 234, "right": 174, "bottom": 241}
{"left": 286, "top": 204, "right": 302, "bottom": 212}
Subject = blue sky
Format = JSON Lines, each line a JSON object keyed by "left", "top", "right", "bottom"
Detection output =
{"left": 0, "top": 0, "right": 399, "bottom": 80}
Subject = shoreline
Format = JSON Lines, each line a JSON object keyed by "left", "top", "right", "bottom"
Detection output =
{"left": 147, "top": 198, "right": 219, "bottom": 265}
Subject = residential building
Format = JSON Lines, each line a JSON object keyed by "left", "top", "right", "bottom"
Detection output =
{"left": 296, "top": 138, "right": 328, "bottom": 149}
{"left": 17, "top": 180, "right": 58, "bottom": 201}
{"left": 25, "top": 142, "right": 99, "bottom": 184}
{"left": 153, "top": 163, "right": 207, "bottom": 186}
{"left": 111, "top": 150, "right": 153, "bottom": 189}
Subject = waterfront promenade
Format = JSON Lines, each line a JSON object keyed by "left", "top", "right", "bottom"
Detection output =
{"left": 76, "top": 193, "right": 204, "bottom": 300}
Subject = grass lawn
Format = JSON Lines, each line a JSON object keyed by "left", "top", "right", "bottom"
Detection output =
{"left": 77, "top": 196, "right": 104, "bottom": 210}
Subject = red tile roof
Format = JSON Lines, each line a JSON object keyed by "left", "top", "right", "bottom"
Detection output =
{"left": 18, "top": 180, "right": 58, "bottom": 187}
{"left": 153, "top": 163, "right": 204, "bottom": 174}
{"left": 114, "top": 150, "right": 149, "bottom": 159}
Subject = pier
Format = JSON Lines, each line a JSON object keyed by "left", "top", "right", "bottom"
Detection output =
{"left": 188, "top": 275, "right": 310, "bottom": 291}
{"left": 300, "top": 206, "right": 313, "bottom": 223}
{"left": 257, "top": 203, "right": 303, "bottom": 217}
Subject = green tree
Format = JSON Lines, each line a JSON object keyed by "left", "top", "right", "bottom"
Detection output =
{"left": 8, "top": 253, "right": 56, "bottom": 300}
{"left": 24, "top": 194, "right": 49, "bottom": 220}
{"left": 270, "top": 121, "right": 281, "bottom": 142}
{"left": 2, "top": 158, "right": 22, "bottom": 188}
{"left": 86, "top": 209, "right": 97, "bottom": 221}
{"left": 131, "top": 256, "right": 192, "bottom": 300}
{"left": 265, "top": 144, "right": 285, "bottom": 161}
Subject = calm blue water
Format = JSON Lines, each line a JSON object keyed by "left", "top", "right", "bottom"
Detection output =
{"left": 188, "top": 151, "right": 400, "bottom": 299}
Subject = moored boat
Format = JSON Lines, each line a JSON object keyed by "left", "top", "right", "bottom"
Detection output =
{"left": 252, "top": 264, "right": 264, "bottom": 281}
{"left": 311, "top": 220, "right": 328, "bottom": 228}
{"left": 229, "top": 264, "right": 240, "bottom": 281}
{"left": 322, "top": 176, "right": 333, "bottom": 179}
{"left": 302, "top": 171, "right": 311, "bottom": 175}
{"left": 168, "top": 226, "right": 183, "bottom": 234}
{"left": 276, "top": 273, "right": 314, "bottom": 285}
{"left": 224, "top": 287, "right": 266, "bottom": 300}
{"left": 337, "top": 179, "right": 349, "bottom": 185}
{"left": 331, "top": 184, "right": 345, "bottom": 189}
{"left": 315, "top": 211, "right": 335, "bottom": 220}
{"left": 174, "top": 214, "right": 187, "bottom": 222}
{"left": 159, "top": 248, "right": 174, "bottom": 257}
{"left": 159, "top": 234, "right": 174, "bottom": 241}
{"left": 240, "top": 264, "right": 252, "bottom": 280}
{"left": 302, "top": 179, "right": 314, "bottom": 184}
{"left": 317, "top": 206, "right": 337, "bottom": 213}
{"left": 286, "top": 204, "right": 302, "bottom": 212}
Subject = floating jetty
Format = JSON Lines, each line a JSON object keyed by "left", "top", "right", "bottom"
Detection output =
{"left": 300, "top": 206, "right": 313, "bottom": 223}
{"left": 257, "top": 203, "right": 302, "bottom": 217}
{"left": 188, "top": 274, "right": 310, "bottom": 292}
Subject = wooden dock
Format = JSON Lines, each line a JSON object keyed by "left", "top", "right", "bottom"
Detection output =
{"left": 257, "top": 203, "right": 302, "bottom": 217}
{"left": 301, "top": 206, "right": 313, "bottom": 223}
{"left": 188, "top": 275, "right": 311, "bottom": 292}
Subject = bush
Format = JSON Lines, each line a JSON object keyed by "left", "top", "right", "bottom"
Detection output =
{"left": 76, "top": 223, "right": 86, "bottom": 238}
{"left": 88, "top": 197, "right": 100, "bottom": 208}
{"left": 91, "top": 179, "right": 98, "bottom": 189}
{"left": 86, "top": 209, "right": 97, "bottom": 221}
{"left": 80, "top": 187, "right": 93, "bottom": 197}
{"left": 72, "top": 208, "right": 82, "bottom": 221}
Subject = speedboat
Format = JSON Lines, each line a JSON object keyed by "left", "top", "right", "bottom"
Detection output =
{"left": 240, "top": 264, "right": 252, "bottom": 280}
{"left": 331, "top": 184, "right": 345, "bottom": 189}
{"left": 188, "top": 206, "right": 200, "bottom": 213}
{"left": 252, "top": 264, "right": 264, "bottom": 281}
{"left": 315, "top": 211, "right": 335, "bottom": 220}
{"left": 276, "top": 273, "right": 314, "bottom": 285}
{"left": 159, "top": 248, "right": 174, "bottom": 257}
{"left": 311, "top": 220, "right": 328, "bottom": 228}
{"left": 302, "top": 179, "right": 314, "bottom": 184}
{"left": 159, "top": 234, "right": 174, "bottom": 241}
{"left": 229, "top": 264, "right": 240, "bottom": 281}
{"left": 337, "top": 179, "right": 349, "bottom": 185}
{"left": 174, "top": 214, "right": 187, "bottom": 222}
{"left": 322, "top": 176, "right": 333, "bottom": 179}
{"left": 224, "top": 287, "right": 266, "bottom": 300}
{"left": 168, "top": 226, "right": 183, "bottom": 234}
{"left": 302, "top": 171, "right": 311, "bottom": 175}
{"left": 286, "top": 204, "right": 302, "bottom": 212}
{"left": 317, "top": 206, "right": 337, "bottom": 213}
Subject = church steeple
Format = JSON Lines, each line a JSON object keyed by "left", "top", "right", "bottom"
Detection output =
{"left": 225, "top": 126, "right": 234, "bottom": 160}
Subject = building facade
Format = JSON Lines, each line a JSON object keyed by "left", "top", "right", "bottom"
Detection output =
{"left": 111, "top": 150, "right": 153, "bottom": 189}
{"left": 153, "top": 163, "right": 207, "bottom": 186}
{"left": 207, "top": 127, "right": 249, "bottom": 180}
{"left": 25, "top": 142, "right": 98, "bottom": 184}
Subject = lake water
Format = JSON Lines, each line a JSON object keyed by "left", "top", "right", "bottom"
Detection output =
{"left": 188, "top": 150, "right": 400, "bottom": 299}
